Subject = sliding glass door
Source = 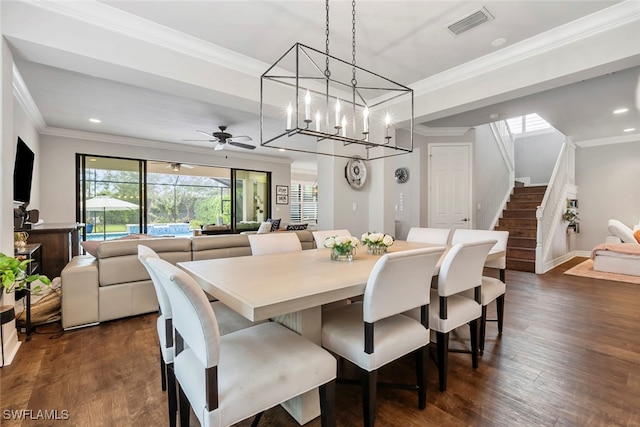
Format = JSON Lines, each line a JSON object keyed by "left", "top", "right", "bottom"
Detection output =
{"left": 77, "top": 155, "right": 145, "bottom": 241}
{"left": 77, "top": 155, "right": 270, "bottom": 239}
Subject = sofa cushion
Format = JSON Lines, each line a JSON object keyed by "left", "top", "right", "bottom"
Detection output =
{"left": 97, "top": 238, "right": 192, "bottom": 286}
{"left": 257, "top": 222, "right": 272, "bottom": 234}
{"left": 191, "top": 234, "right": 252, "bottom": 260}
{"left": 608, "top": 219, "right": 637, "bottom": 244}
{"left": 286, "top": 223, "right": 308, "bottom": 231}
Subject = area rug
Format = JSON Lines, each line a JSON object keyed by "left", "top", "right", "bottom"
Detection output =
{"left": 564, "top": 259, "right": 640, "bottom": 285}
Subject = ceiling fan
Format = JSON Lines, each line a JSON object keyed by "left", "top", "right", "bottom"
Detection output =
{"left": 166, "top": 163, "right": 195, "bottom": 172}
{"left": 184, "top": 126, "right": 255, "bottom": 150}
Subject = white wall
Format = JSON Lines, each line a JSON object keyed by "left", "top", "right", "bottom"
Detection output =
{"left": 575, "top": 140, "right": 640, "bottom": 252}
{"left": 38, "top": 133, "right": 292, "bottom": 225}
{"left": 13, "top": 97, "right": 41, "bottom": 212}
{"left": 514, "top": 130, "right": 564, "bottom": 185}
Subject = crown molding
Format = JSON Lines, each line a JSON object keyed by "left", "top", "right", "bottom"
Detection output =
{"left": 40, "top": 127, "right": 293, "bottom": 165}
{"left": 23, "top": 0, "right": 269, "bottom": 78}
{"left": 575, "top": 133, "right": 640, "bottom": 148}
{"left": 411, "top": 1, "right": 640, "bottom": 97}
{"left": 413, "top": 125, "right": 471, "bottom": 137}
{"left": 12, "top": 64, "right": 46, "bottom": 130}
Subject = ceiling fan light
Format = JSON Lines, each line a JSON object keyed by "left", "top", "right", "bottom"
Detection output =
{"left": 214, "top": 144, "right": 224, "bottom": 151}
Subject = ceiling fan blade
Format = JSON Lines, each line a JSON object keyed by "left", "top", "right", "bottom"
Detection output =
{"left": 196, "top": 130, "right": 213, "bottom": 137}
{"left": 228, "top": 135, "right": 252, "bottom": 143}
{"left": 229, "top": 141, "right": 256, "bottom": 150}
{"left": 182, "top": 139, "right": 217, "bottom": 142}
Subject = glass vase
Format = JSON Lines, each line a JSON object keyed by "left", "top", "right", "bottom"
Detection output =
{"left": 367, "top": 244, "right": 387, "bottom": 255}
{"left": 331, "top": 247, "right": 354, "bottom": 261}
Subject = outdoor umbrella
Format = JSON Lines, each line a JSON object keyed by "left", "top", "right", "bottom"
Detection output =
{"left": 85, "top": 195, "right": 139, "bottom": 240}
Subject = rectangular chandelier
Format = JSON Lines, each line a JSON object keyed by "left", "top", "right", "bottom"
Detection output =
{"left": 260, "top": 43, "right": 414, "bottom": 160}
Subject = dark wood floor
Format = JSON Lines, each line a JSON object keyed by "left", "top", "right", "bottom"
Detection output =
{"left": 1, "top": 257, "right": 639, "bottom": 427}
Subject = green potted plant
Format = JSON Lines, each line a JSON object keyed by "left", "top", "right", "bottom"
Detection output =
{"left": 0, "top": 252, "right": 51, "bottom": 296}
{"left": 562, "top": 209, "right": 580, "bottom": 233}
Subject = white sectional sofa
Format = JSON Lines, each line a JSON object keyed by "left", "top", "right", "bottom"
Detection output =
{"left": 60, "top": 231, "right": 316, "bottom": 330}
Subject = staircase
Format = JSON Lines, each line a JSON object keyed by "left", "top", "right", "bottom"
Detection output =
{"left": 496, "top": 185, "right": 547, "bottom": 273}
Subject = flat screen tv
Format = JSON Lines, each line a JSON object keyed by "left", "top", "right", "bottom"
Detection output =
{"left": 13, "top": 137, "right": 35, "bottom": 204}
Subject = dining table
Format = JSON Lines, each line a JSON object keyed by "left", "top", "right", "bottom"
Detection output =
{"left": 177, "top": 240, "right": 504, "bottom": 425}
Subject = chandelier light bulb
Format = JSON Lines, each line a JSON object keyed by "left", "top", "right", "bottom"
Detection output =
{"left": 286, "top": 102, "right": 293, "bottom": 130}
{"left": 385, "top": 113, "right": 391, "bottom": 128}
{"left": 315, "top": 111, "right": 321, "bottom": 132}
{"left": 363, "top": 107, "right": 369, "bottom": 134}
{"left": 341, "top": 115, "right": 347, "bottom": 137}
{"left": 305, "top": 90, "right": 311, "bottom": 121}
{"left": 335, "top": 99, "right": 341, "bottom": 128}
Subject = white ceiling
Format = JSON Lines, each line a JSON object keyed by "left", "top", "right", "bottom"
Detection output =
{"left": 3, "top": 0, "right": 640, "bottom": 172}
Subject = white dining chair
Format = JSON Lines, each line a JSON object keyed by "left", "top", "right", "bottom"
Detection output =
{"left": 321, "top": 247, "right": 445, "bottom": 427}
{"left": 450, "top": 229, "right": 509, "bottom": 352}
{"left": 248, "top": 232, "right": 302, "bottom": 255}
{"left": 146, "top": 257, "right": 337, "bottom": 427}
{"left": 429, "top": 239, "right": 496, "bottom": 392}
{"left": 137, "top": 245, "right": 263, "bottom": 426}
{"left": 406, "top": 227, "right": 452, "bottom": 245}
{"left": 312, "top": 229, "right": 352, "bottom": 248}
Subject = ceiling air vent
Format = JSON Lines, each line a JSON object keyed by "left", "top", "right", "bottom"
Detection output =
{"left": 447, "top": 7, "right": 494, "bottom": 36}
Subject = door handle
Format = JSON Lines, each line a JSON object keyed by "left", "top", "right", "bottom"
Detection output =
{"left": 461, "top": 218, "right": 469, "bottom": 222}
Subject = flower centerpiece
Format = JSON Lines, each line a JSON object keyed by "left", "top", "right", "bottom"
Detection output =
{"left": 324, "top": 235, "right": 360, "bottom": 261}
{"left": 361, "top": 232, "right": 394, "bottom": 255}
{"left": 0, "top": 252, "right": 50, "bottom": 295}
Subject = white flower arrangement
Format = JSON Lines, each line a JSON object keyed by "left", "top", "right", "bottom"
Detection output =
{"left": 361, "top": 232, "right": 394, "bottom": 248}
{"left": 324, "top": 235, "right": 360, "bottom": 254}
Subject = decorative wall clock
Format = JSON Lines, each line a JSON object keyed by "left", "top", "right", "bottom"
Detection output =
{"left": 395, "top": 167, "right": 409, "bottom": 183}
{"left": 345, "top": 158, "right": 367, "bottom": 189}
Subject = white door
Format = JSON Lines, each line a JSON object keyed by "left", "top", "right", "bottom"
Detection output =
{"left": 428, "top": 143, "right": 472, "bottom": 229}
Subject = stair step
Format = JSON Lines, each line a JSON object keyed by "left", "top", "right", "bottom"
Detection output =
{"left": 499, "top": 218, "right": 537, "bottom": 228}
{"left": 509, "top": 236, "right": 536, "bottom": 248}
{"left": 509, "top": 193, "right": 545, "bottom": 202}
{"left": 506, "top": 201, "right": 540, "bottom": 210}
{"left": 512, "top": 185, "right": 547, "bottom": 194}
{"left": 507, "top": 247, "right": 535, "bottom": 260}
{"left": 507, "top": 258, "right": 536, "bottom": 272}
{"left": 502, "top": 209, "right": 537, "bottom": 219}
{"left": 495, "top": 226, "right": 537, "bottom": 238}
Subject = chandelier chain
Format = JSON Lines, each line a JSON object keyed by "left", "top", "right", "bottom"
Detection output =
{"left": 351, "top": 0, "right": 357, "bottom": 86}
{"left": 325, "top": 0, "right": 331, "bottom": 78}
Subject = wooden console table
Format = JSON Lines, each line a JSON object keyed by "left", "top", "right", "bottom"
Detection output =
{"left": 26, "top": 223, "right": 83, "bottom": 279}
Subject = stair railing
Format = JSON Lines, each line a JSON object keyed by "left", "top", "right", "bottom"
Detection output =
{"left": 477, "top": 121, "right": 515, "bottom": 229}
{"left": 535, "top": 141, "right": 569, "bottom": 273}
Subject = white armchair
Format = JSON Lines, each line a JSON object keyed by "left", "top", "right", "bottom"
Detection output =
{"left": 606, "top": 219, "right": 640, "bottom": 244}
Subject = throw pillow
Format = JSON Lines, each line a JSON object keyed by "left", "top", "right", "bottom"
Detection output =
{"left": 267, "top": 218, "right": 281, "bottom": 232}
{"left": 286, "top": 223, "right": 308, "bottom": 231}
{"left": 257, "top": 222, "right": 272, "bottom": 234}
{"left": 634, "top": 229, "right": 640, "bottom": 244}
{"left": 608, "top": 219, "right": 636, "bottom": 243}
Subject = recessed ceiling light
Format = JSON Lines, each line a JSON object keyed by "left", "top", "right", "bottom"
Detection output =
{"left": 89, "top": 118, "right": 101, "bottom": 123}
{"left": 613, "top": 108, "right": 629, "bottom": 114}
{"left": 491, "top": 38, "right": 506, "bottom": 47}
{"left": 279, "top": 148, "right": 286, "bottom": 152}
{"left": 623, "top": 128, "right": 635, "bottom": 132}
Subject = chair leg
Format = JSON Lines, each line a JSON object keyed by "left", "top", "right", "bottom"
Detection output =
{"left": 436, "top": 332, "right": 449, "bottom": 392}
{"left": 469, "top": 319, "right": 479, "bottom": 369}
{"left": 160, "top": 345, "right": 167, "bottom": 391}
{"left": 415, "top": 345, "right": 427, "bottom": 409}
{"left": 319, "top": 379, "right": 336, "bottom": 427}
{"left": 177, "top": 381, "right": 190, "bottom": 427}
{"left": 362, "top": 369, "right": 378, "bottom": 427}
{"left": 167, "top": 363, "right": 177, "bottom": 427}
{"left": 496, "top": 294, "right": 505, "bottom": 334}
{"left": 479, "top": 305, "right": 488, "bottom": 353}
